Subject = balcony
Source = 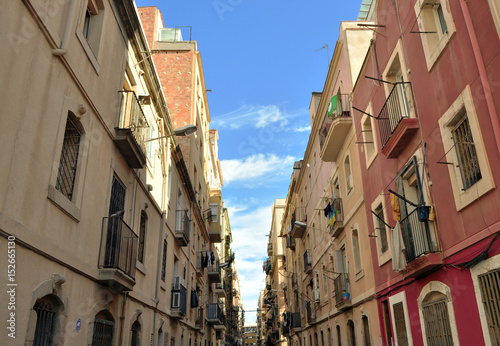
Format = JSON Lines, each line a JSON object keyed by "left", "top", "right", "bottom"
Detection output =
{"left": 207, "top": 303, "right": 226, "bottom": 327}
{"left": 334, "top": 273, "right": 351, "bottom": 310}
{"left": 268, "top": 242, "right": 273, "bottom": 256}
{"left": 319, "top": 94, "right": 352, "bottom": 162}
{"left": 305, "top": 300, "right": 316, "bottom": 324}
{"left": 291, "top": 212, "right": 307, "bottom": 238}
{"left": 214, "top": 282, "right": 226, "bottom": 296}
{"left": 114, "top": 91, "right": 149, "bottom": 168}
{"left": 291, "top": 312, "right": 301, "bottom": 332}
{"left": 196, "top": 252, "right": 204, "bottom": 277}
{"left": 328, "top": 198, "right": 345, "bottom": 238}
{"left": 286, "top": 234, "right": 296, "bottom": 251}
{"left": 208, "top": 200, "right": 222, "bottom": 243}
{"left": 98, "top": 215, "right": 138, "bottom": 292}
{"left": 174, "top": 209, "right": 190, "bottom": 246}
{"left": 400, "top": 208, "right": 440, "bottom": 278}
{"left": 378, "top": 82, "right": 419, "bottom": 158}
{"left": 171, "top": 282, "right": 187, "bottom": 318}
{"left": 292, "top": 273, "right": 299, "bottom": 292}
{"left": 303, "top": 250, "right": 312, "bottom": 274}
{"left": 195, "top": 307, "right": 204, "bottom": 330}
{"left": 207, "top": 260, "right": 221, "bottom": 283}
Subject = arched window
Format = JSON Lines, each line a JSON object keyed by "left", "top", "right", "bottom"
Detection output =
{"left": 362, "top": 316, "right": 371, "bottom": 346}
{"left": 157, "top": 327, "right": 163, "bottom": 346}
{"left": 352, "top": 229, "right": 362, "bottom": 272}
{"left": 421, "top": 291, "right": 454, "bottom": 344}
{"left": 336, "top": 325, "right": 342, "bottom": 346}
{"left": 33, "top": 295, "right": 63, "bottom": 345}
{"left": 92, "top": 310, "right": 115, "bottom": 346}
{"left": 321, "top": 330, "right": 325, "bottom": 346}
{"left": 131, "top": 320, "right": 141, "bottom": 346}
{"left": 327, "top": 328, "right": 332, "bottom": 346}
{"left": 347, "top": 320, "right": 355, "bottom": 346}
{"left": 314, "top": 332, "right": 318, "bottom": 346}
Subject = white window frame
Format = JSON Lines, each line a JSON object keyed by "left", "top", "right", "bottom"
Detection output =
{"left": 417, "top": 281, "right": 459, "bottom": 346}
{"left": 470, "top": 253, "right": 500, "bottom": 346}
{"left": 438, "top": 85, "right": 495, "bottom": 211}
{"left": 488, "top": 0, "right": 500, "bottom": 38}
{"left": 388, "top": 291, "right": 414, "bottom": 346}
{"left": 371, "top": 194, "right": 392, "bottom": 266}
{"left": 414, "top": 0, "right": 456, "bottom": 71}
{"left": 361, "top": 102, "right": 378, "bottom": 168}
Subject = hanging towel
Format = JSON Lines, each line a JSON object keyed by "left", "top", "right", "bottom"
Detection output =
{"left": 391, "top": 221, "right": 407, "bottom": 272}
{"left": 390, "top": 193, "right": 401, "bottom": 221}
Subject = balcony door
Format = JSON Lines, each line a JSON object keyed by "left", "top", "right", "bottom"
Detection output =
{"left": 104, "top": 174, "right": 126, "bottom": 266}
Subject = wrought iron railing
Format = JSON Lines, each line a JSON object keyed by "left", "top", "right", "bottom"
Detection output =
{"left": 400, "top": 207, "right": 436, "bottom": 263}
{"left": 319, "top": 94, "right": 351, "bottom": 149}
{"left": 286, "top": 234, "right": 296, "bottom": 250}
{"left": 207, "top": 303, "right": 225, "bottom": 324}
{"left": 303, "top": 250, "right": 312, "bottom": 273}
{"left": 99, "top": 215, "right": 138, "bottom": 279}
{"left": 334, "top": 273, "right": 350, "bottom": 306}
{"left": 378, "top": 82, "right": 412, "bottom": 149}
{"left": 118, "top": 91, "right": 149, "bottom": 154}
{"left": 291, "top": 312, "right": 301, "bottom": 329}
{"left": 207, "top": 260, "right": 221, "bottom": 277}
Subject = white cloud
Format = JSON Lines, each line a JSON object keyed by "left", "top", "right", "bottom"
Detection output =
{"left": 221, "top": 153, "right": 297, "bottom": 185}
{"left": 212, "top": 104, "right": 288, "bottom": 129}
{"left": 293, "top": 125, "right": 311, "bottom": 132}
{"left": 226, "top": 203, "right": 274, "bottom": 325}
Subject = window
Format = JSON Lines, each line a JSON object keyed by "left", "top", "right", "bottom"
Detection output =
{"left": 138, "top": 211, "right": 147, "bottom": 263}
{"left": 382, "top": 301, "right": 393, "bottom": 346}
{"left": 347, "top": 320, "right": 355, "bottom": 346}
{"left": 352, "top": 229, "right": 362, "bottom": 272}
{"left": 92, "top": 310, "right": 115, "bottom": 346}
{"left": 161, "top": 240, "right": 167, "bottom": 281}
{"left": 32, "top": 295, "right": 62, "bottom": 346}
{"left": 361, "top": 104, "right": 377, "bottom": 167}
{"left": 157, "top": 328, "right": 163, "bottom": 346}
{"left": 362, "top": 316, "right": 371, "bottom": 346}
{"left": 374, "top": 204, "right": 389, "bottom": 255}
{"left": 417, "top": 281, "right": 459, "bottom": 345}
{"left": 55, "top": 115, "right": 82, "bottom": 201}
{"left": 451, "top": 111, "right": 481, "bottom": 190}
{"left": 393, "top": 302, "right": 409, "bottom": 346}
{"left": 414, "top": 0, "right": 455, "bottom": 70}
{"left": 336, "top": 325, "right": 342, "bottom": 346}
{"left": 327, "top": 328, "right": 332, "bottom": 346}
{"left": 488, "top": 0, "right": 500, "bottom": 37}
{"left": 438, "top": 85, "right": 494, "bottom": 210}
{"left": 344, "top": 155, "right": 353, "bottom": 195}
{"left": 81, "top": 0, "right": 104, "bottom": 54}
{"left": 131, "top": 320, "right": 141, "bottom": 346}
{"left": 422, "top": 296, "right": 453, "bottom": 345}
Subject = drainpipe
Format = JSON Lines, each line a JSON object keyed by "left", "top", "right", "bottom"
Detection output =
{"left": 52, "top": 0, "right": 78, "bottom": 56}
{"left": 118, "top": 292, "right": 128, "bottom": 346}
{"left": 460, "top": 0, "right": 500, "bottom": 155}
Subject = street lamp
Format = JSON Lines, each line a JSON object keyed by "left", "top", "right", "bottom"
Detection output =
{"left": 146, "top": 124, "right": 197, "bottom": 142}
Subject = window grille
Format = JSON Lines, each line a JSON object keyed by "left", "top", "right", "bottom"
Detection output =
{"left": 161, "top": 240, "right": 167, "bottom": 281}
{"left": 478, "top": 268, "right": 500, "bottom": 345}
{"left": 393, "top": 302, "right": 409, "bottom": 346}
{"left": 92, "top": 318, "right": 114, "bottom": 346}
{"left": 138, "top": 212, "right": 147, "bottom": 263}
{"left": 33, "top": 298, "right": 57, "bottom": 346}
{"left": 55, "top": 117, "right": 81, "bottom": 200}
{"left": 452, "top": 114, "right": 482, "bottom": 191}
{"left": 422, "top": 298, "right": 454, "bottom": 346}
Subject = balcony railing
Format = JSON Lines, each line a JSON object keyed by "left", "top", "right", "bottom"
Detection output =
{"left": 291, "top": 312, "right": 301, "bottom": 330}
{"left": 303, "top": 250, "right": 312, "bottom": 274}
{"left": 207, "top": 260, "right": 221, "bottom": 283}
{"left": 115, "top": 91, "right": 149, "bottom": 168}
{"left": 195, "top": 307, "right": 204, "bottom": 329}
{"left": 98, "top": 215, "right": 138, "bottom": 291}
{"left": 286, "top": 234, "right": 296, "bottom": 251}
{"left": 328, "top": 197, "right": 345, "bottom": 237}
{"left": 401, "top": 207, "right": 437, "bottom": 263}
{"left": 207, "top": 303, "right": 225, "bottom": 325}
{"left": 378, "top": 82, "right": 419, "bottom": 158}
{"left": 305, "top": 300, "right": 316, "bottom": 323}
{"left": 319, "top": 94, "right": 352, "bottom": 162}
{"left": 175, "top": 209, "right": 190, "bottom": 246}
{"left": 334, "top": 273, "right": 351, "bottom": 309}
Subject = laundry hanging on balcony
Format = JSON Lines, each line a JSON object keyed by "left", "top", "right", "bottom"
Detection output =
{"left": 391, "top": 221, "right": 407, "bottom": 271}
{"left": 327, "top": 95, "right": 338, "bottom": 116}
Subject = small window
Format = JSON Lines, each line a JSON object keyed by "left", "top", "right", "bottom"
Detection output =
{"left": 138, "top": 211, "right": 147, "bottom": 263}
{"left": 33, "top": 295, "right": 62, "bottom": 346}
{"left": 344, "top": 155, "right": 353, "bottom": 194}
{"left": 352, "top": 229, "right": 362, "bottom": 272}
{"left": 374, "top": 204, "right": 389, "bottom": 254}
{"left": 362, "top": 315, "right": 371, "bottom": 346}
{"left": 161, "top": 240, "right": 167, "bottom": 281}
{"left": 421, "top": 293, "right": 454, "bottom": 345}
{"left": 362, "top": 111, "right": 376, "bottom": 165}
{"left": 347, "top": 320, "right": 356, "bottom": 346}
{"left": 131, "top": 320, "right": 141, "bottom": 346}
{"left": 56, "top": 115, "right": 82, "bottom": 201}
{"left": 414, "top": 0, "right": 455, "bottom": 70}
{"left": 92, "top": 310, "right": 115, "bottom": 346}
{"left": 451, "top": 110, "right": 482, "bottom": 191}
{"left": 393, "top": 302, "right": 409, "bottom": 346}
{"left": 477, "top": 269, "right": 500, "bottom": 345}
{"left": 336, "top": 325, "right": 342, "bottom": 346}
{"left": 488, "top": 0, "right": 500, "bottom": 38}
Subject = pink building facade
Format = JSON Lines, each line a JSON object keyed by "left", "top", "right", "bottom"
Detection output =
{"left": 352, "top": 0, "right": 500, "bottom": 345}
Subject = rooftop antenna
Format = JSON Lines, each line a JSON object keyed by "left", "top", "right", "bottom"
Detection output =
{"left": 315, "top": 43, "right": 329, "bottom": 66}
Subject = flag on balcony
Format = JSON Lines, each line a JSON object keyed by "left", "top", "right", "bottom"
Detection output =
{"left": 327, "top": 95, "right": 338, "bottom": 116}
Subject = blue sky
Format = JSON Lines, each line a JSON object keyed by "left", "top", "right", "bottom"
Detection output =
{"left": 136, "top": 0, "right": 363, "bottom": 325}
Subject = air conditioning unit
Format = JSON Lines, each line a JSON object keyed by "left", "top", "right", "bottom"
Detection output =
{"left": 172, "top": 291, "right": 181, "bottom": 309}
{"left": 314, "top": 289, "right": 321, "bottom": 302}
{"left": 173, "top": 275, "right": 186, "bottom": 290}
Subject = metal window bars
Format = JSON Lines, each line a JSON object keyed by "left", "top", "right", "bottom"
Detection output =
{"left": 55, "top": 117, "right": 81, "bottom": 200}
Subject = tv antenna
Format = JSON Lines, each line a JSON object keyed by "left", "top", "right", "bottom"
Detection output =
{"left": 315, "top": 43, "right": 330, "bottom": 66}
